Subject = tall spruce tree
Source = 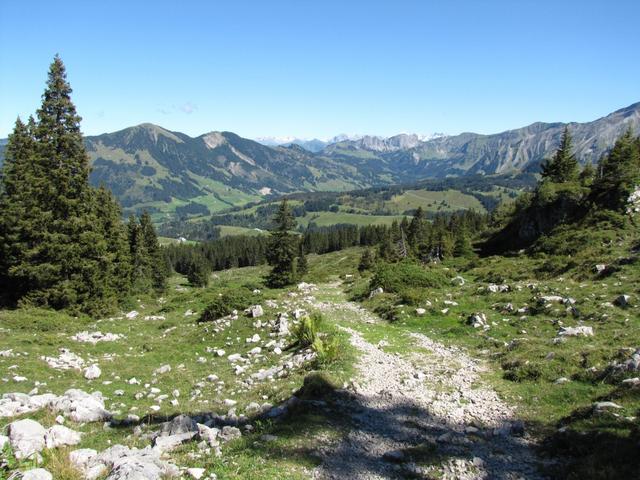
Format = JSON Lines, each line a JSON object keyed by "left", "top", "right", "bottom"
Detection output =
{"left": 591, "top": 129, "right": 640, "bottom": 210}
{"left": 540, "top": 127, "right": 579, "bottom": 183}
{"left": 0, "top": 56, "right": 129, "bottom": 314}
{"left": 139, "top": 211, "right": 169, "bottom": 291}
{"left": 266, "top": 200, "right": 298, "bottom": 287}
{"left": 0, "top": 117, "right": 39, "bottom": 303}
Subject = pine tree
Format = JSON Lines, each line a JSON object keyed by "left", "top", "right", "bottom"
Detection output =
{"left": 358, "top": 248, "right": 375, "bottom": 272}
{"left": 266, "top": 200, "right": 298, "bottom": 287}
{"left": 139, "top": 211, "right": 169, "bottom": 291}
{"left": 453, "top": 228, "right": 474, "bottom": 257}
{"left": 0, "top": 56, "right": 121, "bottom": 314}
{"left": 296, "top": 242, "right": 309, "bottom": 277}
{"left": 186, "top": 256, "right": 210, "bottom": 287}
{"left": 407, "top": 207, "right": 426, "bottom": 246}
{"left": 579, "top": 162, "right": 596, "bottom": 187}
{"left": 0, "top": 117, "right": 39, "bottom": 303}
{"left": 540, "top": 127, "right": 579, "bottom": 183}
{"left": 591, "top": 129, "right": 640, "bottom": 210}
{"left": 128, "top": 215, "right": 151, "bottom": 292}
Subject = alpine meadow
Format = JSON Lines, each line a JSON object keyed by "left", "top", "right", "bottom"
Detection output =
{"left": 1, "top": 2, "right": 639, "bottom": 480}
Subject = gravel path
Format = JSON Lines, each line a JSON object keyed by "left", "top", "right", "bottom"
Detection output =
{"left": 313, "top": 300, "right": 545, "bottom": 480}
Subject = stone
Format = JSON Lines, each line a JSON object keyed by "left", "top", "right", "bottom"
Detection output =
{"left": 0, "top": 434, "right": 8, "bottom": 449}
{"left": 125, "top": 310, "right": 139, "bottom": 319}
{"left": 467, "top": 313, "right": 487, "bottom": 328}
{"left": 383, "top": 449, "right": 405, "bottom": 463}
{"left": 451, "top": 275, "right": 465, "bottom": 286}
{"left": 71, "top": 331, "right": 123, "bottom": 344}
{"left": 369, "top": 287, "right": 384, "bottom": 298}
{"left": 44, "top": 425, "right": 82, "bottom": 448}
{"left": 8, "top": 418, "right": 46, "bottom": 459}
{"left": 187, "top": 468, "right": 206, "bottom": 479}
{"left": 43, "top": 348, "right": 85, "bottom": 370}
{"left": 154, "top": 364, "right": 171, "bottom": 375}
{"left": 594, "top": 264, "right": 607, "bottom": 274}
{"left": 614, "top": 294, "right": 632, "bottom": 307}
{"left": 84, "top": 364, "right": 102, "bottom": 380}
{"left": 557, "top": 326, "right": 593, "bottom": 337}
{"left": 593, "top": 401, "right": 622, "bottom": 411}
{"left": 219, "top": 426, "right": 242, "bottom": 442}
{"left": 415, "top": 308, "right": 426, "bottom": 316}
{"left": 160, "top": 414, "right": 197, "bottom": 436}
{"left": 197, "top": 423, "right": 220, "bottom": 447}
{"left": 21, "top": 469, "right": 53, "bottom": 480}
{"left": 49, "top": 389, "right": 111, "bottom": 423}
{"left": 153, "top": 432, "right": 196, "bottom": 453}
{"left": 250, "top": 305, "right": 264, "bottom": 318}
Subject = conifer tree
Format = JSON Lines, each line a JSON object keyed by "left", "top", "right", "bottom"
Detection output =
{"left": 0, "top": 56, "right": 124, "bottom": 313}
{"left": 0, "top": 117, "right": 38, "bottom": 303}
{"left": 453, "top": 228, "right": 474, "bottom": 257}
{"left": 540, "top": 127, "right": 579, "bottom": 183}
{"left": 591, "top": 129, "right": 640, "bottom": 210}
{"left": 358, "top": 248, "right": 375, "bottom": 272}
{"left": 407, "top": 207, "right": 426, "bottom": 246}
{"left": 266, "top": 200, "right": 298, "bottom": 287}
{"left": 139, "top": 211, "right": 169, "bottom": 291}
{"left": 296, "top": 242, "right": 309, "bottom": 277}
{"left": 128, "top": 215, "right": 151, "bottom": 292}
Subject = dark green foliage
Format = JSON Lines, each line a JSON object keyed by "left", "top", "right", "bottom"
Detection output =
{"left": 453, "top": 228, "right": 474, "bottom": 257}
{"left": 266, "top": 200, "right": 299, "bottom": 288}
{"left": 590, "top": 129, "right": 640, "bottom": 211}
{"left": 358, "top": 248, "right": 375, "bottom": 272}
{"left": 0, "top": 57, "right": 131, "bottom": 315}
{"left": 139, "top": 211, "right": 169, "bottom": 290}
{"left": 296, "top": 242, "right": 309, "bottom": 277}
{"left": 0, "top": 57, "right": 169, "bottom": 314}
{"left": 540, "top": 127, "right": 579, "bottom": 183}
{"left": 199, "top": 288, "right": 255, "bottom": 321}
{"left": 186, "top": 257, "right": 210, "bottom": 287}
{"left": 370, "top": 260, "right": 448, "bottom": 293}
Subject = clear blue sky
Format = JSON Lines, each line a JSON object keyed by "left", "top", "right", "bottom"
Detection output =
{"left": 1, "top": 0, "right": 639, "bottom": 139}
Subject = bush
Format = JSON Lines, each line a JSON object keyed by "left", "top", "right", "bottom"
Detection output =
{"left": 294, "top": 313, "right": 322, "bottom": 347}
{"left": 199, "top": 288, "right": 255, "bottom": 322}
{"left": 370, "top": 260, "right": 448, "bottom": 294}
{"left": 313, "top": 336, "right": 341, "bottom": 366}
{"left": 186, "top": 260, "right": 210, "bottom": 287}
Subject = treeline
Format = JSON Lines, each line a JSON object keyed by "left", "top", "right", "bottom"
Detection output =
{"left": 0, "top": 57, "right": 168, "bottom": 315}
{"left": 364, "top": 208, "right": 487, "bottom": 268}
{"left": 164, "top": 223, "right": 394, "bottom": 281}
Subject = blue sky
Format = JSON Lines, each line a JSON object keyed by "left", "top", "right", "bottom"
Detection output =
{"left": 1, "top": 0, "right": 639, "bottom": 139}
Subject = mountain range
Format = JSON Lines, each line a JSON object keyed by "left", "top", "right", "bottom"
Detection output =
{"left": 0, "top": 101, "right": 638, "bottom": 217}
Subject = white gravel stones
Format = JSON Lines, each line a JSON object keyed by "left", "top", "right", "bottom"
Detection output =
{"left": 49, "top": 389, "right": 111, "bottom": 423}
{"left": 125, "top": 310, "right": 139, "bottom": 319}
{"left": 71, "top": 331, "right": 123, "bottom": 344}
{"left": 467, "top": 312, "right": 488, "bottom": 328}
{"left": 415, "top": 308, "right": 426, "bottom": 315}
{"left": 313, "top": 298, "right": 541, "bottom": 480}
{"left": 84, "top": 364, "right": 102, "bottom": 380}
{"left": 0, "top": 392, "right": 57, "bottom": 418}
{"left": 71, "top": 444, "right": 179, "bottom": 479}
{"left": 248, "top": 305, "right": 264, "bottom": 318}
{"left": 42, "top": 348, "right": 85, "bottom": 370}
{"left": 8, "top": 419, "right": 46, "bottom": 459}
{"left": 369, "top": 287, "right": 384, "bottom": 298}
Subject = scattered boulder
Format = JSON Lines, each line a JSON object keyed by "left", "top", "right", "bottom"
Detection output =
{"left": 154, "top": 364, "right": 171, "bottom": 375}
{"left": 451, "top": 275, "right": 465, "bottom": 286}
{"left": 71, "top": 331, "right": 123, "bottom": 344}
{"left": 73, "top": 444, "right": 179, "bottom": 479}
{"left": 8, "top": 418, "right": 46, "bottom": 460}
{"left": 249, "top": 305, "right": 264, "bottom": 318}
{"left": 49, "top": 389, "right": 111, "bottom": 423}
{"left": 187, "top": 468, "right": 206, "bottom": 479}
{"left": 557, "top": 326, "right": 594, "bottom": 338}
{"left": 125, "top": 310, "right": 139, "bottom": 319}
{"left": 614, "top": 294, "right": 632, "bottom": 307}
{"left": 487, "top": 284, "right": 510, "bottom": 293}
{"left": 21, "top": 469, "right": 53, "bottom": 480}
{"left": 369, "top": 287, "right": 384, "bottom": 298}
{"left": 84, "top": 365, "right": 102, "bottom": 380}
{"left": 415, "top": 308, "right": 426, "bottom": 316}
{"left": 160, "top": 414, "right": 198, "bottom": 437}
{"left": 43, "top": 348, "right": 85, "bottom": 370}
{"left": 219, "top": 426, "right": 242, "bottom": 442}
{"left": 593, "top": 264, "right": 608, "bottom": 274}
{"left": 467, "top": 313, "right": 488, "bottom": 328}
{"left": 44, "top": 425, "right": 82, "bottom": 448}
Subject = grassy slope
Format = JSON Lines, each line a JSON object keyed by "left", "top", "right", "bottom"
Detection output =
{"left": 0, "top": 253, "right": 359, "bottom": 479}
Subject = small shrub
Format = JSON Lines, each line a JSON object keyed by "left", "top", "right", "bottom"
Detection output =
{"left": 313, "top": 336, "right": 341, "bottom": 366}
{"left": 294, "top": 313, "right": 322, "bottom": 347}
{"left": 502, "top": 359, "right": 542, "bottom": 382}
{"left": 370, "top": 260, "right": 448, "bottom": 294}
{"left": 199, "top": 288, "right": 254, "bottom": 322}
